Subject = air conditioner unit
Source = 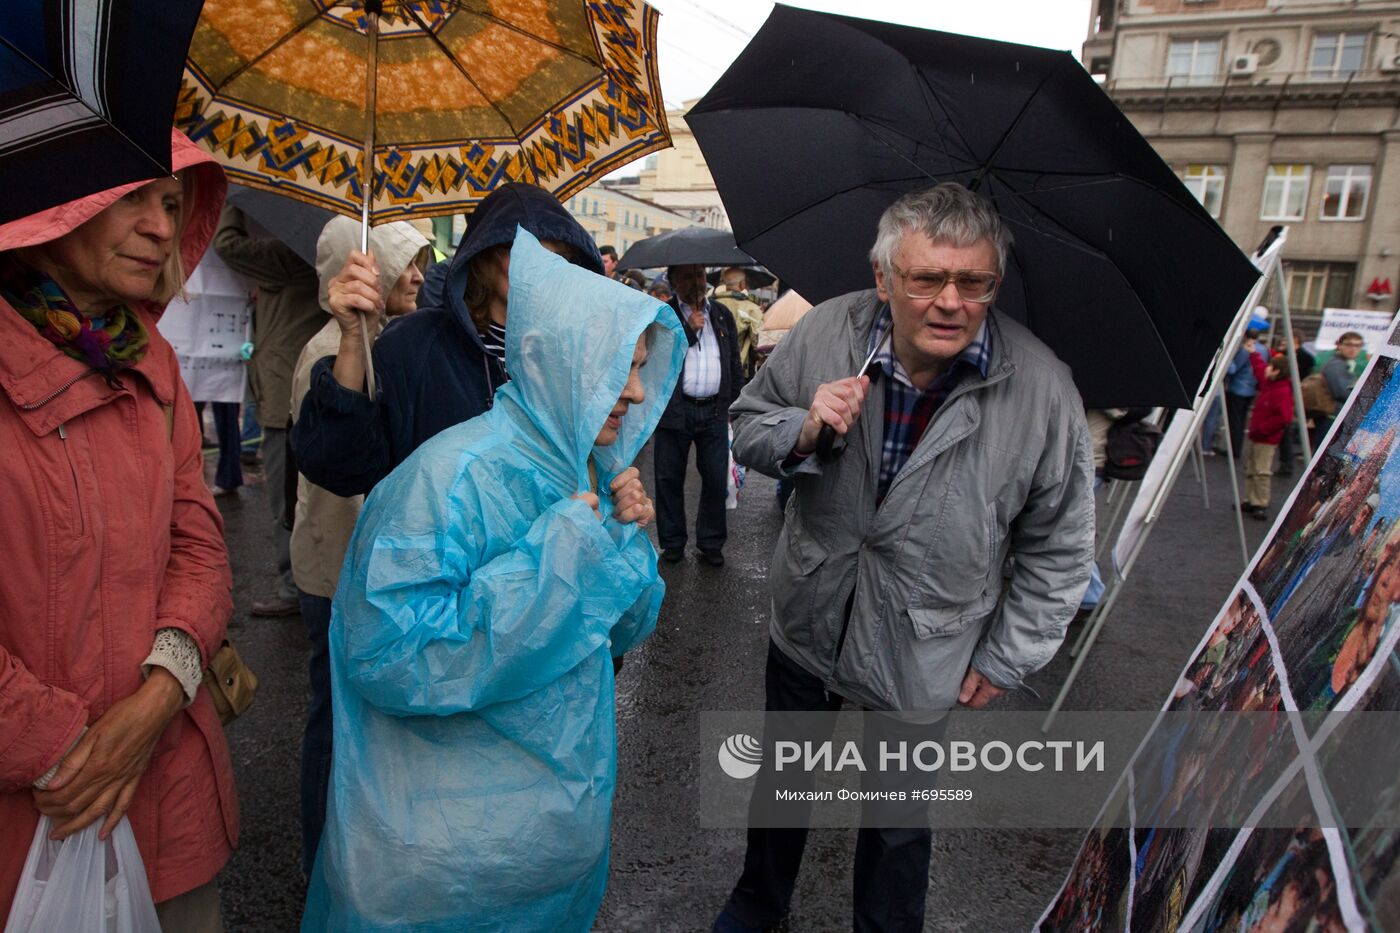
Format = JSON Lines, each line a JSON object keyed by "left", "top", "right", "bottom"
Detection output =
{"left": 1230, "top": 54, "right": 1259, "bottom": 76}
{"left": 1381, "top": 53, "right": 1400, "bottom": 73}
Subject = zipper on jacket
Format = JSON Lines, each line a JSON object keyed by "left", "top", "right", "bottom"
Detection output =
{"left": 57, "top": 422, "right": 86, "bottom": 535}
{"left": 18, "top": 368, "right": 100, "bottom": 411}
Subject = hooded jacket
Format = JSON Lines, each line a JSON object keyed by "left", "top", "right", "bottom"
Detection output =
{"left": 291, "top": 183, "right": 603, "bottom": 498}
{"left": 289, "top": 216, "right": 430, "bottom": 598}
{"left": 301, "top": 229, "right": 683, "bottom": 932}
{"left": 0, "top": 130, "right": 237, "bottom": 913}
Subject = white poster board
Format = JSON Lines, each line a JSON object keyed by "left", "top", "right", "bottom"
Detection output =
{"left": 157, "top": 251, "right": 251, "bottom": 404}
{"left": 1316, "top": 307, "right": 1394, "bottom": 354}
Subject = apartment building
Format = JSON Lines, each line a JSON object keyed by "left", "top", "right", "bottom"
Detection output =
{"left": 1084, "top": 0, "right": 1400, "bottom": 330}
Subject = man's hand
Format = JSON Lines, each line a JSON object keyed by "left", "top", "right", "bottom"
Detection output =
{"left": 34, "top": 669, "right": 184, "bottom": 840}
{"left": 687, "top": 306, "right": 706, "bottom": 333}
{"left": 957, "top": 668, "right": 1006, "bottom": 710}
{"left": 609, "top": 467, "right": 654, "bottom": 527}
{"left": 327, "top": 250, "right": 384, "bottom": 337}
{"left": 794, "top": 375, "right": 870, "bottom": 455}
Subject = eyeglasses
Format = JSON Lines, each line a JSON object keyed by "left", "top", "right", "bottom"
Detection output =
{"left": 1339, "top": 341, "right": 1365, "bottom": 348}
{"left": 892, "top": 264, "right": 1000, "bottom": 302}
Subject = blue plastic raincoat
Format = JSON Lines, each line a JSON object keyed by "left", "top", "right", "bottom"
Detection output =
{"left": 302, "top": 229, "right": 685, "bottom": 932}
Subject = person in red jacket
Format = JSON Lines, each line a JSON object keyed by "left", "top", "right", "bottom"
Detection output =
{"left": 1243, "top": 354, "right": 1296, "bottom": 520}
{"left": 0, "top": 131, "right": 237, "bottom": 929}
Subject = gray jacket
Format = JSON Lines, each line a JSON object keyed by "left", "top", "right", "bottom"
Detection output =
{"left": 731, "top": 289, "right": 1095, "bottom": 712}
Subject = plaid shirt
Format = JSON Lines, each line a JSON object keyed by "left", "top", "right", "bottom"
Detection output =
{"left": 869, "top": 306, "right": 991, "bottom": 503}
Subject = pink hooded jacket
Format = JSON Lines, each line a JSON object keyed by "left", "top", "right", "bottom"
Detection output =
{"left": 0, "top": 131, "right": 237, "bottom": 914}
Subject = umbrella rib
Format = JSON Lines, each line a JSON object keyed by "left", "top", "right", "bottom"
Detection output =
{"left": 990, "top": 177, "right": 1189, "bottom": 403}
{"left": 0, "top": 34, "right": 170, "bottom": 178}
{"left": 401, "top": 4, "right": 533, "bottom": 182}
{"left": 909, "top": 62, "right": 977, "bottom": 175}
{"left": 971, "top": 68, "right": 1060, "bottom": 189}
{"left": 214, "top": 8, "right": 326, "bottom": 92}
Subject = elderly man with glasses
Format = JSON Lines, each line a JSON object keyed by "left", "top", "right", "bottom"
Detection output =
{"left": 715, "top": 183, "right": 1095, "bottom": 933}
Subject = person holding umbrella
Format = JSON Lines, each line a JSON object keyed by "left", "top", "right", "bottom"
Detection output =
{"left": 291, "top": 183, "right": 604, "bottom": 497}
{"left": 716, "top": 183, "right": 1095, "bottom": 932}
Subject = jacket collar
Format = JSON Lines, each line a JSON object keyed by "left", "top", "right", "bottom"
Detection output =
{"left": 0, "top": 297, "right": 176, "bottom": 436}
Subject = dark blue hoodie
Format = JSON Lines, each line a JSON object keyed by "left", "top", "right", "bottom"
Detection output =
{"left": 292, "top": 183, "right": 603, "bottom": 497}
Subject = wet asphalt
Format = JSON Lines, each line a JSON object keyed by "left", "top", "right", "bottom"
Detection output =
{"left": 210, "top": 439, "right": 1281, "bottom": 932}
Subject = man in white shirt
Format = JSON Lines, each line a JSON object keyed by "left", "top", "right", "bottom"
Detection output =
{"left": 653, "top": 263, "right": 745, "bottom": 566}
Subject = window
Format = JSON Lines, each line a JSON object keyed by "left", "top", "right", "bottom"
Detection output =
{"left": 1310, "top": 31, "right": 1368, "bottom": 79}
{"left": 1180, "top": 164, "right": 1226, "bottom": 217}
{"left": 1167, "top": 38, "right": 1221, "bottom": 86}
{"left": 1285, "top": 261, "right": 1356, "bottom": 312}
{"left": 1322, "top": 165, "right": 1372, "bottom": 220}
{"left": 1261, "top": 164, "right": 1311, "bottom": 220}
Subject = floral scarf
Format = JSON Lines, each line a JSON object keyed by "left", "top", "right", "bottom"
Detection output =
{"left": 0, "top": 257, "right": 149, "bottom": 381}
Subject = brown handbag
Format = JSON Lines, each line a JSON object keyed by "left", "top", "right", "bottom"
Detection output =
{"left": 204, "top": 639, "right": 259, "bottom": 725}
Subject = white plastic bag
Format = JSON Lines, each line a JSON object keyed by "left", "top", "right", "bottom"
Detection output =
{"left": 4, "top": 816, "right": 160, "bottom": 933}
{"left": 726, "top": 424, "right": 746, "bottom": 510}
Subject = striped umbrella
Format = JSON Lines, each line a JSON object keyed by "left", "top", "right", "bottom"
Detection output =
{"left": 176, "top": 0, "right": 672, "bottom": 226}
{"left": 0, "top": 0, "right": 204, "bottom": 225}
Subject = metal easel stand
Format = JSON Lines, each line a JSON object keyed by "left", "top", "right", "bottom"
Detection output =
{"left": 1041, "top": 227, "right": 1291, "bottom": 731}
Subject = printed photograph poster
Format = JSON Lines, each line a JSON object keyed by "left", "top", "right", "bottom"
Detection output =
{"left": 1182, "top": 770, "right": 1352, "bottom": 933}
{"left": 1248, "top": 356, "right": 1400, "bottom": 719}
{"left": 1040, "top": 780, "right": 1135, "bottom": 933}
{"left": 1313, "top": 669, "right": 1400, "bottom": 930}
{"left": 1043, "top": 323, "right": 1400, "bottom": 930}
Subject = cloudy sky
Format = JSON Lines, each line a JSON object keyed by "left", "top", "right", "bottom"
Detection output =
{"left": 644, "top": 0, "right": 1095, "bottom": 108}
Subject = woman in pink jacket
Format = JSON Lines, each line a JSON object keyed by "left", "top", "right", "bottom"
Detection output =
{"left": 0, "top": 131, "right": 238, "bottom": 931}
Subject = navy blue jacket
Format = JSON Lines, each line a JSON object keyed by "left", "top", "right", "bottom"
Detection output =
{"left": 291, "top": 184, "right": 604, "bottom": 497}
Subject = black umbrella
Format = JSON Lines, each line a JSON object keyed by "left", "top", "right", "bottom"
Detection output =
{"left": 0, "top": 0, "right": 204, "bottom": 225}
{"left": 617, "top": 226, "right": 755, "bottom": 271}
{"left": 685, "top": 5, "right": 1259, "bottom": 408}
{"left": 227, "top": 185, "right": 336, "bottom": 269}
{"left": 707, "top": 266, "right": 777, "bottom": 289}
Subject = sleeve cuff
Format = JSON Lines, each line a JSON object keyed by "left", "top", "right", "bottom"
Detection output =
{"left": 142, "top": 628, "right": 204, "bottom": 706}
{"left": 33, "top": 728, "right": 87, "bottom": 790}
{"left": 310, "top": 356, "right": 376, "bottom": 416}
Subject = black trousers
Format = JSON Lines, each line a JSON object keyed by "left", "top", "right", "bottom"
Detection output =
{"left": 653, "top": 398, "right": 729, "bottom": 552}
{"left": 1224, "top": 391, "right": 1253, "bottom": 455}
{"left": 724, "top": 641, "right": 937, "bottom": 932}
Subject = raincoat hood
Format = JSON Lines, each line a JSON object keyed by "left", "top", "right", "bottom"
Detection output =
{"left": 314, "top": 216, "right": 430, "bottom": 313}
{"left": 436, "top": 183, "right": 602, "bottom": 342}
{"left": 499, "top": 226, "right": 684, "bottom": 485}
{"left": 0, "top": 129, "right": 226, "bottom": 320}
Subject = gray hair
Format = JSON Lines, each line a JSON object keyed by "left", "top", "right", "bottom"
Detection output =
{"left": 868, "top": 183, "right": 1011, "bottom": 281}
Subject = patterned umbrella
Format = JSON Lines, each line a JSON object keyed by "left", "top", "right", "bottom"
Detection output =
{"left": 0, "top": 0, "right": 204, "bottom": 225}
{"left": 176, "top": 0, "right": 671, "bottom": 225}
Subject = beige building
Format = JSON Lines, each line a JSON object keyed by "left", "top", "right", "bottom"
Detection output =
{"left": 1084, "top": 0, "right": 1400, "bottom": 330}
{"left": 562, "top": 185, "right": 694, "bottom": 255}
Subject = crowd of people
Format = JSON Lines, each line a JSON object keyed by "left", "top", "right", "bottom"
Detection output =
{"left": 1, "top": 126, "right": 1103, "bottom": 933}
{"left": 1200, "top": 318, "right": 1366, "bottom": 522}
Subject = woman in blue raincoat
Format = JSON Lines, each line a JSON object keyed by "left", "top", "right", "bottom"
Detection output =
{"left": 302, "top": 229, "right": 685, "bottom": 932}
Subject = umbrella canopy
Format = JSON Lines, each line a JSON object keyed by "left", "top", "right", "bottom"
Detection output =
{"left": 0, "top": 0, "right": 204, "bottom": 225}
{"left": 685, "top": 5, "right": 1260, "bottom": 408}
{"left": 227, "top": 183, "right": 336, "bottom": 267}
{"left": 177, "top": 0, "right": 671, "bottom": 224}
{"left": 707, "top": 265, "right": 776, "bottom": 289}
{"left": 617, "top": 226, "right": 753, "bottom": 270}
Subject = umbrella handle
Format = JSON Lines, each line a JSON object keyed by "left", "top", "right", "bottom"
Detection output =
{"left": 815, "top": 422, "right": 838, "bottom": 461}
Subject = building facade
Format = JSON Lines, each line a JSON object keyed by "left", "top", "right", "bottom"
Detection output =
{"left": 1085, "top": 0, "right": 1400, "bottom": 330}
{"left": 604, "top": 102, "right": 731, "bottom": 230}
{"left": 562, "top": 185, "right": 695, "bottom": 255}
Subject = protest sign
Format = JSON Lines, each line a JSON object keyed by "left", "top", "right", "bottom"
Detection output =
{"left": 157, "top": 250, "right": 251, "bottom": 404}
{"left": 1316, "top": 307, "right": 1394, "bottom": 354}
